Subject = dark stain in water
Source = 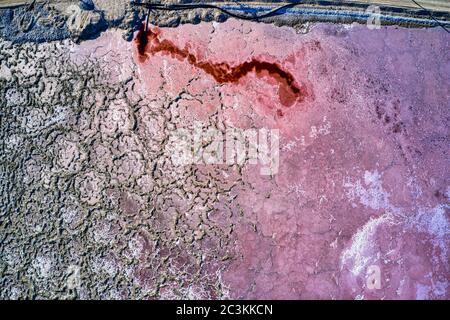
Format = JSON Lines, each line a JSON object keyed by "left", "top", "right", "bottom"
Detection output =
{"left": 135, "top": 24, "right": 307, "bottom": 107}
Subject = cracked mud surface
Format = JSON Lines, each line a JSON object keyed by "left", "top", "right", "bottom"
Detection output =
{"left": 0, "top": 19, "right": 449, "bottom": 299}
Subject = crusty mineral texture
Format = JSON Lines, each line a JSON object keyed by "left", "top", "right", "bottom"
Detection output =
{"left": 0, "top": 19, "right": 448, "bottom": 299}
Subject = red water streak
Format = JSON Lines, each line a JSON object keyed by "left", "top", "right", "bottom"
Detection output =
{"left": 135, "top": 25, "right": 306, "bottom": 107}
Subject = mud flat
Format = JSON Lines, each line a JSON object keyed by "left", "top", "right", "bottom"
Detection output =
{"left": 1, "top": 17, "right": 449, "bottom": 299}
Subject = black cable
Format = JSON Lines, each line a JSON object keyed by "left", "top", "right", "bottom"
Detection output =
{"left": 130, "top": 1, "right": 302, "bottom": 21}
{"left": 410, "top": 0, "right": 450, "bottom": 33}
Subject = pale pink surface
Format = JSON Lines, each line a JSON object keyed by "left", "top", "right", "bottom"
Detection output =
{"left": 75, "top": 20, "right": 449, "bottom": 299}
